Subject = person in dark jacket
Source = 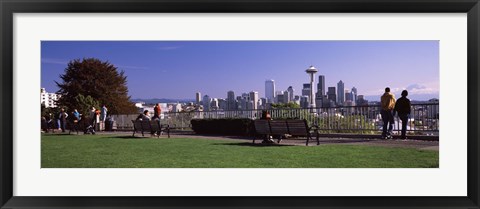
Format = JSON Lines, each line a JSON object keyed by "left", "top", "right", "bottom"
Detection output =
{"left": 394, "top": 90, "right": 411, "bottom": 139}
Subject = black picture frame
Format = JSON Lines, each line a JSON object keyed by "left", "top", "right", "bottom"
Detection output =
{"left": 1, "top": 0, "right": 479, "bottom": 208}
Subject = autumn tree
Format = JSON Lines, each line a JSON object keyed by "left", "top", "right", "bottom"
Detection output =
{"left": 56, "top": 58, "right": 137, "bottom": 114}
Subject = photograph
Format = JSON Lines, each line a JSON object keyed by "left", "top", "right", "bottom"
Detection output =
{"left": 40, "top": 40, "right": 440, "bottom": 168}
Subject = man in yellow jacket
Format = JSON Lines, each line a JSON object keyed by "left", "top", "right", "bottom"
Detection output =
{"left": 380, "top": 87, "right": 396, "bottom": 139}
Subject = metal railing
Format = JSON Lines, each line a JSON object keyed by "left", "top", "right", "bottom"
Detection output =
{"left": 111, "top": 103, "right": 439, "bottom": 135}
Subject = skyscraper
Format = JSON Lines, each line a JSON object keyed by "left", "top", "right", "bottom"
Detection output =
{"left": 227, "top": 91, "right": 236, "bottom": 110}
{"left": 196, "top": 92, "right": 202, "bottom": 104}
{"left": 351, "top": 87, "right": 358, "bottom": 103}
{"left": 202, "top": 95, "right": 211, "bottom": 111}
{"left": 283, "top": 91, "right": 290, "bottom": 103}
{"left": 327, "top": 87, "right": 336, "bottom": 103}
{"left": 337, "top": 80, "right": 345, "bottom": 105}
{"left": 316, "top": 75, "right": 325, "bottom": 98}
{"left": 302, "top": 83, "right": 311, "bottom": 96}
{"left": 265, "top": 80, "right": 275, "bottom": 104}
{"left": 287, "top": 86, "right": 294, "bottom": 102}
{"left": 345, "top": 89, "right": 353, "bottom": 101}
{"left": 249, "top": 91, "right": 259, "bottom": 110}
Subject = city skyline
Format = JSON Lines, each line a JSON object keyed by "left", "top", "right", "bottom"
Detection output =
{"left": 42, "top": 41, "right": 439, "bottom": 101}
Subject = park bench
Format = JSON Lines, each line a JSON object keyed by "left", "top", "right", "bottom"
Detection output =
{"left": 252, "top": 119, "right": 319, "bottom": 146}
{"left": 132, "top": 120, "right": 170, "bottom": 138}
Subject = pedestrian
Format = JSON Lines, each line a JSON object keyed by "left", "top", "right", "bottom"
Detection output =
{"left": 394, "top": 90, "right": 411, "bottom": 140}
{"left": 152, "top": 103, "right": 162, "bottom": 120}
{"left": 100, "top": 105, "right": 108, "bottom": 131}
{"left": 95, "top": 108, "right": 101, "bottom": 131}
{"left": 73, "top": 109, "right": 81, "bottom": 121}
{"left": 380, "top": 87, "right": 396, "bottom": 139}
{"left": 71, "top": 109, "right": 81, "bottom": 134}
{"left": 89, "top": 107, "right": 97, "bottom": 131}
{"left": 59, "top": 108, "right": 68, "bottom": 133}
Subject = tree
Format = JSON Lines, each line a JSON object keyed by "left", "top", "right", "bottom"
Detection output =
{"left": 74, "top": 94, "right": 100, "bottom": 116}
{"left": 271, "top": 102, "right": 300, "bottom": 109}
{"left": 56, "top": 58, "right": 137, "bottom": 114}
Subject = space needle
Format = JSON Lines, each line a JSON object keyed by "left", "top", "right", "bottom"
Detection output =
{"left": 305, "top": 65, "right": 318, "bottom": 108}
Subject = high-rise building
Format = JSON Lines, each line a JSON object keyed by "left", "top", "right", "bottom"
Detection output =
{"left": 40, "top": 88, "right": 60, "bottom": 108}
{"left": 283, "top": 91, "right": 290, "bottom": 103}
{"left": 202, "top": 95, "right": 211, "bottom": 111}
{"left": 316, "top": 75, "right": 325, "bottom": 98}
{"left": 276, "top": 91, "right": 285, "bottom": 104}
{"left": 195, "top": 92, "right": 202, "bottom": 104}
{"left": 345, "top": 90, "right": 353, "bottom": 102}
{"left": 337, "top": 80, "right": 345, "bottom": 105}
{"left": 218, "top": 98, "right": 227, "bottom": 110}
{"left": 300, "top": 96, "right": 310, "bottom": 108}
{"left": 287, "top": 86, "right": 294, "bottom": 102}
{"left": 211, "top": 98, "right": 219, "bottom": 110}
{"left": 327, "top": 87, "right": 336, "bottom": 104}
{"left": 265, "top": 80, "right": 275, "bottom": 104}
{"left": 351, "top": 87, "right": 358, "bottom": 103}
{"left": 249, "top": 91, "right": 259, "bottom": 110}
{"left": 227, "top": 91, "right": 236, "bottom": 110}
{"left": 302, "top": 83, "right": 310, "bottom": 96}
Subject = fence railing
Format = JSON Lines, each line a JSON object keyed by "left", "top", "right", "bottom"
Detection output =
{"left": 111, "top": 103, "right": 439, "bottom": 135}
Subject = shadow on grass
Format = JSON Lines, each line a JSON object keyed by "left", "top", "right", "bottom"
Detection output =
{"left": 41, "top": 133, "right": 79, "bottom": 137}
{"left": 317, "top": 139, "right": 373, "bottom": 144}
{"left": 108, "top": 135, "right": 170, "bottom": 140}
{"left": 213, "top": 142, "right": 295, "bottom": 147}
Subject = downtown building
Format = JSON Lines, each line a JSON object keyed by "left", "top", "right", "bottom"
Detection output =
{"left": 40, "top": 88, "right": 60, "bottom": 108}
{"left": 265, "top": 79, "right": 275, "bottom": 104}
{"left": 337, "top": 80, "right": 345, "bottom": 105}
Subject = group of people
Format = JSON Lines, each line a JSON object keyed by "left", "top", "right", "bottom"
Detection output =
{"left": 41, "top": 105, "right": 109, "bottom": 134}
{"left": 135, "top": 103, "right": 162, "bottom": 121}
{"left": 380, "top": 87, "right": 411, "bottom": 139}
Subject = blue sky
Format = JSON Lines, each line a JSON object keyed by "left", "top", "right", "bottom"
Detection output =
{"left": 41, "top": 41, "right": 439, "bottom": 101}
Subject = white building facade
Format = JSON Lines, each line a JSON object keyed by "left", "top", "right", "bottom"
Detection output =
{"left": 40, "top": 88, "right": 60, "bottom": 108}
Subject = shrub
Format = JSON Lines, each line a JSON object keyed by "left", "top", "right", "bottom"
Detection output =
{"left": 191, "top": 118, "right": 254, "bottom": 136}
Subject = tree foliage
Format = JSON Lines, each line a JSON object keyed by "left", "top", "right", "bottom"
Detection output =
{"left": 74, "top": 94, "right": 100, "bottom": 116}
{"left": 56, "top": 58, "right": 137, "bottom": 114}
{"left": 271, "top": 102, "right": 300, "bottom": 109}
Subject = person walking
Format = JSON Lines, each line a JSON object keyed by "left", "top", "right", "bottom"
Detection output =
{"left": 394, "top": 90, "right": 411, "bottom": 140}
{"left": 380, "top": 87, "right": 396, "bottom": 139}
{"left": 71, "top": 109, "right": 81, "bottom": 134}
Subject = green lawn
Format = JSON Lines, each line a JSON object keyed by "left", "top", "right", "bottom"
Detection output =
{"left": 41, "top": 134, "right": 439, "bottom": 168}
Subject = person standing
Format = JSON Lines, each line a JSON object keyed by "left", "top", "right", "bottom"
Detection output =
{"left": 380, "top": 87, "right": 396, "bottom": 139}
{"left": 95, "top": 108, "right": 101, "bottom": 131}
{"left": 152, "top": 103, "right": 162, "bottom": 120}
{"left": 59, "top": 108, "right": 68, "bottom": 133}
{"left": 100, "top": 105, "right": 108, "bottom": 131}
{"left": 89, "top": 107, "right": 97, "bottom": 131}
{"left": 394, "top": 90, "right": 411, "bottom": 140}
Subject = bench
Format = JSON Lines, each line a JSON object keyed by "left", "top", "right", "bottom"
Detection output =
{"left": 252, "top": 119, "right": 319, "bottom": 146}
{"left": 132, "top": 120, "right": 170, "bottom": 138}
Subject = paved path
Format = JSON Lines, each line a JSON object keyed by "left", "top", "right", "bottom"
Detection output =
{"left": 167, "top": 134, "right": 439, "bottom": 151}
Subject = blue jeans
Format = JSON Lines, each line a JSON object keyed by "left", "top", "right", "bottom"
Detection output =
{"left": 381, "top": 110, "right": 394, "bottom": 136}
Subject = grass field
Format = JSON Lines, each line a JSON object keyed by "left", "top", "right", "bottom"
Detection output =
{"left": 41, "top": 134, "right": 439, "bottom": 168}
